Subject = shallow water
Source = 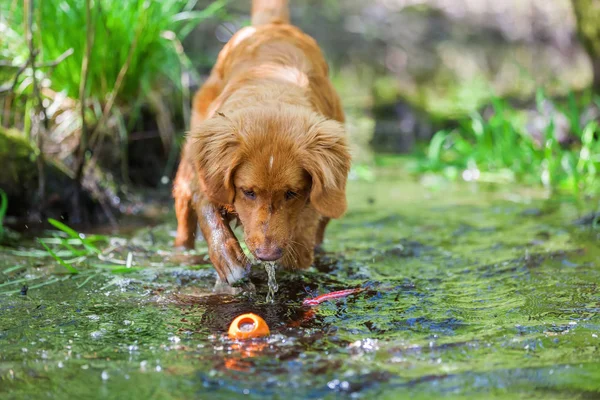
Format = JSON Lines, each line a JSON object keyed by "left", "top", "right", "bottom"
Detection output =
{"left": 1, "top": 167, "right": 599, "bottom": 399}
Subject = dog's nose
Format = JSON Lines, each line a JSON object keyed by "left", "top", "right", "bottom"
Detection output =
{"left": 255, "top": 246, "right": 283, "bottom": 261}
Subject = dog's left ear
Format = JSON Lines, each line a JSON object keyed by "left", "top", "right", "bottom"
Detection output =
{"left": 301, "top": 118, "right": 351, "bottom": 218}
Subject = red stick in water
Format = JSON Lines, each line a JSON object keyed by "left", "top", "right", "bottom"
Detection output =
{"left": 302, "top": 288, "right": 362, "bottom": 306}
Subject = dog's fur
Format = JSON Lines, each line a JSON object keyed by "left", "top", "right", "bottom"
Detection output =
{"left": 173, "top": 0, "right": 351, "bottom": 285}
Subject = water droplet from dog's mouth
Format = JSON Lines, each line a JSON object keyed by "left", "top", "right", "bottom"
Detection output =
{"left": 265, "top": 261, "right": 278, "bottom": 303}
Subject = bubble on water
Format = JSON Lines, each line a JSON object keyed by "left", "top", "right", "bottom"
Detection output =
{"left": 348, "top": 338, "right": 379, "bottom": 354}
{"left": 264, "top": 262, "right": 278, "bottom": 303}
{"left": 90, "top": 330, "right": 105, "bottom": 339}
{"left": 101, "top": 371, "right": 109, "bottom": 381}
{"left": 327, "top": 379, "right": 340, "bottom": 390}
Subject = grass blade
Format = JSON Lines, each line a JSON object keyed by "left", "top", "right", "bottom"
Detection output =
{"left": 47, "top": 218, "right": 100, "bottom": 254}
{"left": 0, "top": 188, "right": 8, "bottom": 239}
{"left": 76, "top": 273, "right": 97, "bottom": 288}
{"left": 38, "top": 239, "right": 80, "bottom": 274}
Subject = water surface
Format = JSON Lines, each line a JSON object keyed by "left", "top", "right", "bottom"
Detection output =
{"left": 1, "top": 167, "right": 599, "bottom": 399}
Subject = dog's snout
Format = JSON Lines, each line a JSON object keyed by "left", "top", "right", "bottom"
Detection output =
{"left": 255, "top": 245, "right": 284, "bottom": 261}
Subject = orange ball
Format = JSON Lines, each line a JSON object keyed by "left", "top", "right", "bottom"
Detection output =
{"left": 228, "top": 313, "right": 270, "bottom": 340}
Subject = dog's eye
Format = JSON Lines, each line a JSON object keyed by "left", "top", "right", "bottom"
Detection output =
{"left": 285, "top": 190, "right": 298, "bottom": 200}
{"left": 243, "top": 189, "right": 256, "bottom": 200}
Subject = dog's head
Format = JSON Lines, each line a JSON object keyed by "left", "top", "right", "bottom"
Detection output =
{"left": 189, "top": 106, "right": 350, "bottom": 262}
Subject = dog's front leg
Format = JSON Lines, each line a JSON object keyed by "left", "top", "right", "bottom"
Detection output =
{"left": 197, "top": 198, "right": 249, "bottom": 285}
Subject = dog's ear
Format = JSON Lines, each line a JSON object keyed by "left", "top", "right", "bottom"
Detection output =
{"left": 301, "top": 118, "right": 351, "bottom": 218}
{"left": 188, "top": 114, "right": 242, "bottom": 206}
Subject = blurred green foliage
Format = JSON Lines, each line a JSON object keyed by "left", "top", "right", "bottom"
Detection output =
{"left": 2, "top": 0, "right": 226, "bottom": 102}
{"left": 418, "top": 90, "right": 600, "bottom": 194}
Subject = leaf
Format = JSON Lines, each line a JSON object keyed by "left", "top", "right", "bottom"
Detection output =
{"left": 38, "top": 239, "right": 80, "bottom": 274}
{"left": 90, "top": 264, "right": 144, "bottom": 274}
{"left": 427, "top": 130, "right": 448, "bottom": 163}
{"left": 0, "top": 188, "right": 7, "bottom": 239}
{"left": 47, "top": 218, "right": 100, "bottom": 254}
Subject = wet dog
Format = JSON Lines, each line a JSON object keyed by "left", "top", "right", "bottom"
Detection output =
{"left": 173, "top": 0, "right": 350, "bottom": 285}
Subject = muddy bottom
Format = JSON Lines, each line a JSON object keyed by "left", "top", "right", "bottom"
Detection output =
{"left": 1, "top": 166, "right": 599, "bottom": 399}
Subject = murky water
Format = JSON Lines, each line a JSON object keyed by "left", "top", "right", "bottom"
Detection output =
{"left": 1, "top": 166, "right": 599, "bottom": 399}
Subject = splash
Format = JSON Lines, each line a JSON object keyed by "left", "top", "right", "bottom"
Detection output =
{"left": 264, "top": 261, "right": 278, "bottom": 303}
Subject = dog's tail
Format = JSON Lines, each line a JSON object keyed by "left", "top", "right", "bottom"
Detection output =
{"left": 252, "top": 0, "right": 289, "bottom": 25}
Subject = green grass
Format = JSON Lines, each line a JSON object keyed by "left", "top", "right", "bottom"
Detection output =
{"left": 3, "top": 0, "right": 226, "bottom": 102}
{"left": 36, "top": 218, "right": 146, "bottom": 276}
{"left": 417, "top": 90, "right": 600, "bottom": 195}
{"left": 0, "top": 189, "right": 7, "bottom": 240}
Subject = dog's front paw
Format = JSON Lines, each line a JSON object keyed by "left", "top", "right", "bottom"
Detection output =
{"left": 213, "top": 277, "right": 256, "bottom": 295}
{"left": 210, "top": 237, "right": 251, "bottom": 285}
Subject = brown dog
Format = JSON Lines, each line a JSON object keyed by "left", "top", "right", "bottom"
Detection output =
{"left": 173, "top": 0, "right": 351, "bottom": 285}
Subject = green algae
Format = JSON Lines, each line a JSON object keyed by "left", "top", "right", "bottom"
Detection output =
{"left": 1, "top": 165, "right": 599, "bottom": 399}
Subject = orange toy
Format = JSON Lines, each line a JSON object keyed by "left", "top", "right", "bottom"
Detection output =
{"left": 228, "top": 313, "right": 270, "bottom": 340}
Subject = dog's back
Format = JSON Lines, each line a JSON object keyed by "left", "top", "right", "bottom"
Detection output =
{"left": 191, "top": 0, "right": 344, "bottom": 126}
